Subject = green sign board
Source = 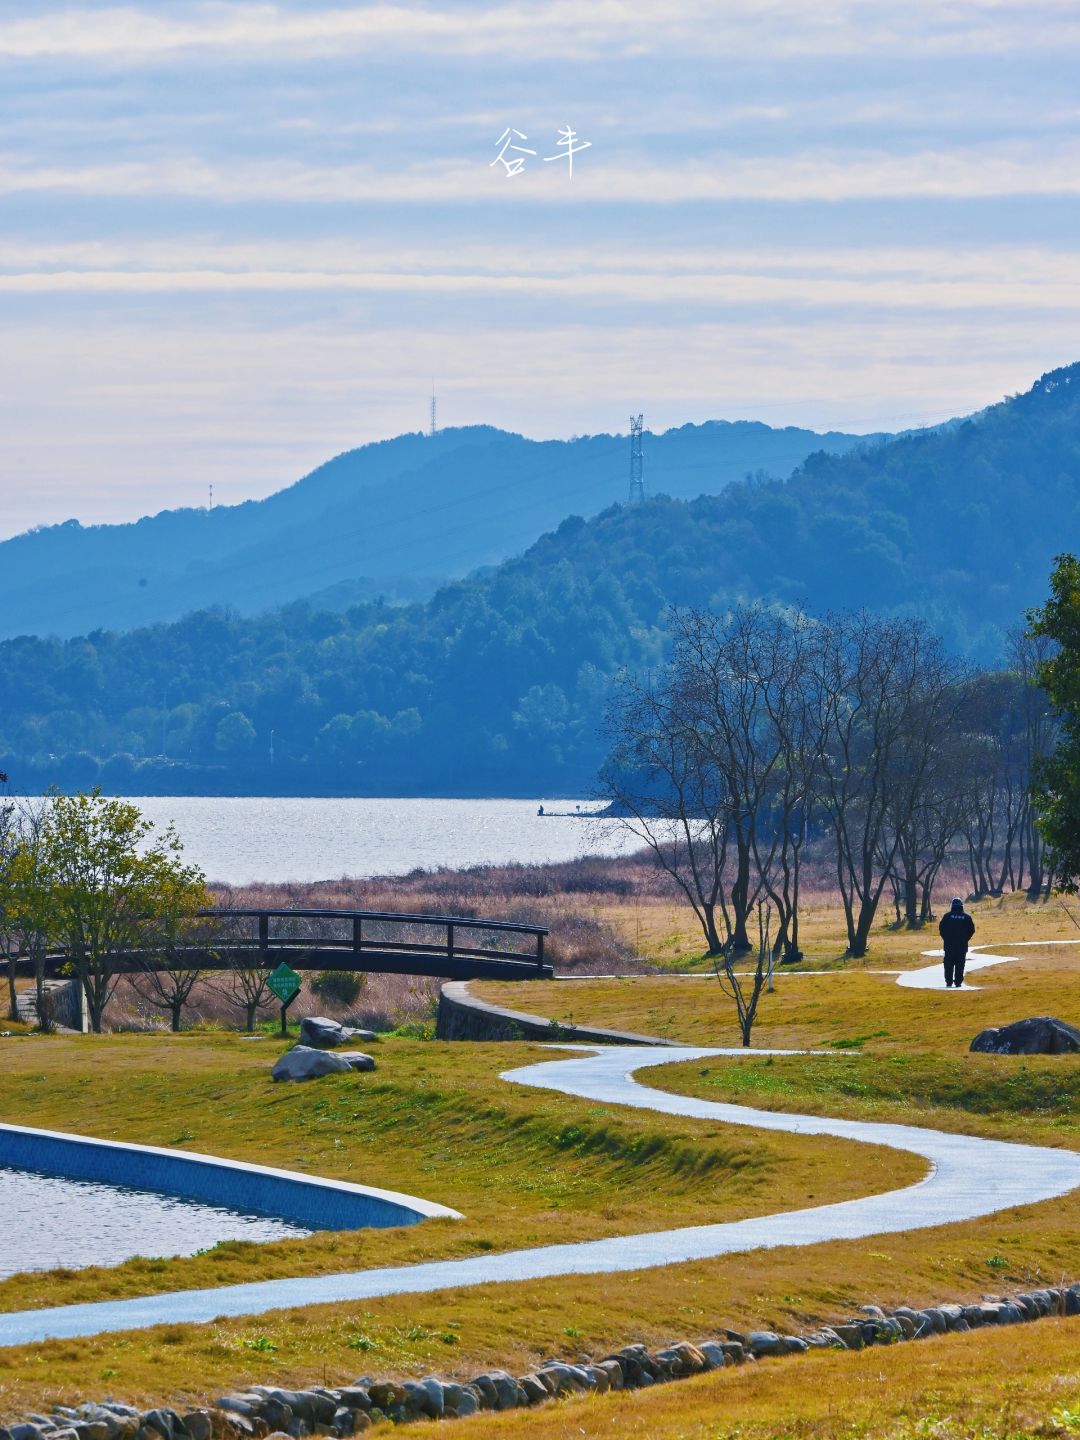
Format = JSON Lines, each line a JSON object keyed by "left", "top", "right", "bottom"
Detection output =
{"left": 267, "top": 961, "right": 301, "bottom": 1005}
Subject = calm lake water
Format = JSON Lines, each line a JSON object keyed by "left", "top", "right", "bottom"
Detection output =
{"left": 123, "top": 796, "right": 632, "bottom": 885}
{"left": 0, "top": 1166, "right": 309, "bottom": 1277}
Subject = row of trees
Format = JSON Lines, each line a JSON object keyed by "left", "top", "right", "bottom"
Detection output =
{"left": 599, "top": 604, "right": 1055, "bottom": 967}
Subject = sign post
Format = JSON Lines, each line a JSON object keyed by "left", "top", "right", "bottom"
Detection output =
{"left": 267, "top": 961, "right": 302, "bottom": 1037}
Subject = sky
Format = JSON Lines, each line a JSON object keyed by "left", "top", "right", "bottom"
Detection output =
{"left": 3, "top": 1, "right": 1080, "bottom": 537}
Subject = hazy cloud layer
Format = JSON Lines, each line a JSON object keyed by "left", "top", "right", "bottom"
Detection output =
{"left": 2, "top": 0, "right": 1079, "bottom": 533}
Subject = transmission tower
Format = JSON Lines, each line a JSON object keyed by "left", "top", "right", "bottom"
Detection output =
{"left": 628, "top": 413, "right": 645, "bottom": 503}
{"left": 429, "top": 384, "right": 438, "bottom": 437}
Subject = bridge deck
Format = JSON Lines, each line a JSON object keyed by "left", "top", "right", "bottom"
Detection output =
{"left": 24, "top": 906, "right": 553, "bottom": 983}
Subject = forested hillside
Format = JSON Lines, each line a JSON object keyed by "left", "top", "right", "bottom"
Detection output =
{"left": 2, "top": 363, "right": 1077, "bottom": 797}
{"left": 0, "top": 419, "right": 876, "bottom": 640}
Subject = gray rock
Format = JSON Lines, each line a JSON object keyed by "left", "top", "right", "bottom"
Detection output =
{"left": 831, "top": 1324, "right": 864, "bottom": 1350}
{"left": 594, "top": 1358, "right": 627, "bottom": 1387}
{"left": 804, "top": 1329, "right": 844, "bottom": 1348}
{"left": 338, "top": 1053, "right": 376, "bottom": 1073}
{"left": 697, "top": 1342, "right": 728, "bottom": 1369}
{"left": 299, "top": 1018, "right": 377, "bottom": 1050}
{"left": 400, "top": 1382, "right": 439, "bottom": 1421}
{"left": 654, "top": 1341, "right": 708, "bottom": 1374}
{"left": 467, "top": 1375, "right": 497, "bottom": 1410}
{"left": 449, "top": 1387, "right": 479, "bottom": 1419}
{"left": 180, "top": 1416, "right": 212, "bottom": 1440}
{"left": 215, "top": 1401, "right": 260, "bottom": 1422}
{"left": 487, "top": 1371, "right": 525, "bottom": 1409}
{"left": 516, "top": 1376, "right": 549, "bottom": 1406}
{"left": 534, "top": 1364, "right": 589, "bottom": 1397}
{"left": 970, "top": 1016, "right": 1080, "bottom": 1055}
{"left": 271, "top": 1046, "right": 352, "bottom": 1082}
{"left": 747, "top": 1331, "right": 785, "bottom": 1358}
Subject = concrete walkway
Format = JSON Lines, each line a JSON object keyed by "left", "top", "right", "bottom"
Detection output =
{"left": 3, "top": 1039, "right": 1080, "bottom": 1348}
{"left": 895, "top": 938, "right": 1080, "bottom": 989}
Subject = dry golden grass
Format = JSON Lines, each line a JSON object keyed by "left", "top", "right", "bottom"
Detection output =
{"left": 475, "top": 914, "right": 1080, "bottom": 1059}
{"left": 589, "top": 886, "right": 1080, "bottom": 971}
{"left": 431, "top": 1319, "right": 1080, "bottom": 1440}
{"left": 1, "top": 892, "right": 1079, "bottom": 1425}
{"left": 0, "top": 1033, "right": 913, "bottom": 1317}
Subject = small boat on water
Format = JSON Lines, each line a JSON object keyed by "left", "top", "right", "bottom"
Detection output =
{"left": 536, "top": 803, "right": 608, "bottom": 818}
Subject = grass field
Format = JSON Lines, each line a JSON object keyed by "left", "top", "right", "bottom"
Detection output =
{"left": 443, "top": 1320, "right": 1080, "bottom": 1440}
{"left": 588, "top": 885, "right": 1080, "bottom": 972}
{"left": 0, "top": 892, "right": 1078, "bottom": 1431}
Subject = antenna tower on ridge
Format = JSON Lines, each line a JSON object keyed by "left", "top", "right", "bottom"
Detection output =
{"left": 429, "top": 384, "right": 438, "bottom": 437}
{"left": 628, "top": 413, "right": 645, "bottom": 503}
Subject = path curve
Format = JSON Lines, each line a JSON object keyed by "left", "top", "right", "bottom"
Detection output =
{"left": 896, "top": 937, "right": 1080, "bottom": 989}
{"left": 2, "top": 1041, "right": 1079, "bottom": 1347}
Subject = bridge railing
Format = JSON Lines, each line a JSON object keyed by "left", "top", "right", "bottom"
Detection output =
{"left": 24, "top": 907, "right": 551, "bottom": 981}
{"left": 197, "top": 907, "right": 548, "bottom": 971}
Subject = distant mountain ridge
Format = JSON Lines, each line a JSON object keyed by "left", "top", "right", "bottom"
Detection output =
{"left": 0, "top": 419, "right": 891, "bottom": 639}
{"left": 1, "top": 363, "right": 1076, "bottom": 798}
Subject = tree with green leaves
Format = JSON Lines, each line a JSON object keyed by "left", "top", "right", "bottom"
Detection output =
{"left": 1027, "top": 553, "right": 1080, "bottom": 889}
{"left": 39, "top": 789, "right": 207, "bottom": 1032}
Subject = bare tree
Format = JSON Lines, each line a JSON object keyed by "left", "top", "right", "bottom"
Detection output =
{"left": 816, "top": 614, "right": 956, "bottom": 957}
{"left": 713, "top": 901, "right": 773, "bottom": 1047}
{"left": 599, "top": 665, "right": 731, "bottom": 955}
{"left": 130, "top": 905, "right": 215, "bottom": 1031}
{"left": 673, "top": 606, "right": 795, "bottom": 953}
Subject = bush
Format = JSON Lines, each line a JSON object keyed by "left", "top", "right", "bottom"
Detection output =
{"left": 310, "top": 970, "right": 365, "bottom": 1007}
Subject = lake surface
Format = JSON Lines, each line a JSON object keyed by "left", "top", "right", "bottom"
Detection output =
{"left": 0, "top": 1166, "right": 309, "bottom": 1277}
{"left": 123, "top": 796, "right": 633, "bottom": 884}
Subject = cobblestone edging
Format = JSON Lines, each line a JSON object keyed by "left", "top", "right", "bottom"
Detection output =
{"left": 4, "top": 1282, "right": 1078, "bottom": 1440}
{"left": 435, "top": 980, "right": 674, "bottom": 1045}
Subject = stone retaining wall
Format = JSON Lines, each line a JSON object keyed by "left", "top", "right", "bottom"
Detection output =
{"left": 435, "top": 980, "right": 673, "bottom": 1046}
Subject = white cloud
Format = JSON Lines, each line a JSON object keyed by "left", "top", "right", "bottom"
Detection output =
{"left": 2, "top": 257, "right": 1079, "bottom": 314}
{"left": 3, "top": 2, "right": 1080, "bottom": 65}
{"left": 3, "top": 139, "right": 1080, "bottom": 203}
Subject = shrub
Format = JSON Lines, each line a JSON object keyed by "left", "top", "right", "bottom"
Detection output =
{"left": 311, "top": 970, "right": 365, "bottom": 1007}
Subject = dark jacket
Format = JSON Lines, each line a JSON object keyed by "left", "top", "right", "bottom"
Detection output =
{"left": 939, "top": 907, "right": 975, "bottom": 957}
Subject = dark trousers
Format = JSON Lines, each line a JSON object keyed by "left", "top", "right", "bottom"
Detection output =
{"left": 944, "top": 954, "right": 966, "bottom": 986}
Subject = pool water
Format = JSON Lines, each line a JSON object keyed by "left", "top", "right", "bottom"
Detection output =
{"left": 0, "top": 1165, "right": 311, "bottom": 1277}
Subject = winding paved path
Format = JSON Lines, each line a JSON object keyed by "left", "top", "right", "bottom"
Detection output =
{"left": 3, "top": 1033, "right": 1080, "bottom": 1347}
{"left": 896, "top": 937, "right": 1080, "bottom": 988}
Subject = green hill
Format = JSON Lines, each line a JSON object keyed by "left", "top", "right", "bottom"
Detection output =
{"left": 0, "top": 419, "right": 878, "bottom": 640}
{"left": 2, "top": 364, "right": 1077, "bottom": 796}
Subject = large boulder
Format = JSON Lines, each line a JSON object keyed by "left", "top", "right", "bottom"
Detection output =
{"left": 339, "top": 1051, "right": 377, "bottom": 1072}
{"left": 272, "top": 1045, "right": 353, "bottom": 1082}
{"left": 970, "top": 1016, "right": 1080, "bottom": 1055}
{"left": 299, "top": 1015, "right": 376, "bottom": 1049}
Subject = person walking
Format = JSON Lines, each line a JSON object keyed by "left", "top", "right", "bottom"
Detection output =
{"left": 938, "top": 897, "right": 975, "bottom": 988}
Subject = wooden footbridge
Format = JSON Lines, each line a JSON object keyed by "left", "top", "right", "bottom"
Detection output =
{"left": 27, "top": 907, "right": 552, "bottom": 983}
